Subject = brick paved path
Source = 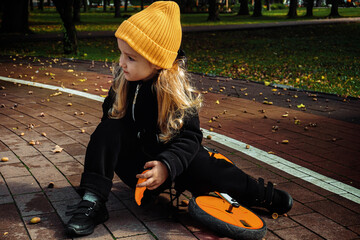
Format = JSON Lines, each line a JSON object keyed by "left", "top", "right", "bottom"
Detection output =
{"left": 0, "top": 57, "right": 359, "bottom": 239}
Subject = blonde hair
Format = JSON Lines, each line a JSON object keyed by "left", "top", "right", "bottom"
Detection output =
{"left": 109, "top": 59, "right": 202, "bottom": 143}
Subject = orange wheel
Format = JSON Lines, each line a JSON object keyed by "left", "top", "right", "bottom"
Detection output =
{"left": 189, "top": 196, "right": 266, "bottom": 240}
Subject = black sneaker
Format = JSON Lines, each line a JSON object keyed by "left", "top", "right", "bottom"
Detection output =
{"left": 65, "top": 200, "right": 109, "bottom": 237}
{"left": 255, "top": 178, "right": 293, "bottom": 215}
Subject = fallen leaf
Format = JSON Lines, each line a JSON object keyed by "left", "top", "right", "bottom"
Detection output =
{"left": 297, "top": 104, "right": 306, "bottom": 108}
{"left": 1, "top": 157, "right": 9, "bottom": 162}
{"left": 67, "top": 69, "right": 74, "bottom": 72}
{"left": 29, "top": 140, "right": 36, "bottom": 145}
{"left": 67, "top": 103, "right": 72, "bottom": 106}
{"left": 30, "top": 217, "right": 41, "bottom": 224}
{"left": 282, "top": 140, "right": 289, "bottom": 144}
{"left": 215, "top": 100, "right": 220, "bottom": 104}
{"left": 52, "top": 145, "right": 63, "bottom": 153}
{"left": 246, "top": 145, "right": 250, "bottom": 149}
{"left": 206, "top": 135, "right": 212, "bottom": 140}
{"left": 41, "top": 132, "right": 47, "bottom": 137}
{"left": 80, "top": 129, "right": 85, "bottom": 133}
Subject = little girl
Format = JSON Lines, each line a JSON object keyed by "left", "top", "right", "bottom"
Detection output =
{"left": 66, "top": 1, "right": 293, "bottom": 237}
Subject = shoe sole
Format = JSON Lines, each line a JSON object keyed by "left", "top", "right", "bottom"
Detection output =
{"left": 66, "top": 214, "right": 109, "bottom": 237}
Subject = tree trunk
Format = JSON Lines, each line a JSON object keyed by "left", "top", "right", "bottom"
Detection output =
{"left": 39, "top": 0, "right": 44, "bottom": 10}
{"left": 125, "top": 0, "right": 128, "bottom": 12}
{"left": 329, "top": 0, "right": 340, "bottom": 17}
{"left": 305, "top": 0, "right": 314, "bottom": 16}
{"left": 114, "top": 0, "right": 121, "bottom": 17}
{"left": 73, "top": 0, "right": 81, "bottom": 23}
{"left": 1, "top": 0, "right": 31, "bottom": 33}
{"left": 238, "top": 0, "right": 250, "bottom": 15}
{"left": 82, "top": 0, "right": 87, "bottom": 12}
{"left": 253, "top": 0, "right": 262, "bottom": 17}
{"left": 208, "top": 0, "right": 220, "bottom": 21}
{"left": 266, "top": 0, "right": 271, "bottom": 11}
{"left": 103, "top": 0, "right": 107, "bottom": 11}
{"left": 287, "top": 0, "right": 298, "bottom": 18}
{"left": 53, "top": 0, "right": 78, "bottom": 54}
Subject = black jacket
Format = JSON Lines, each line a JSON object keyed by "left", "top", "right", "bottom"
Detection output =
{"left": 101, "top": 77, "right": 208, "bottom": 181}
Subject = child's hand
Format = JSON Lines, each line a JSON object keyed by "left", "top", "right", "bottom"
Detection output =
{"left": 136, "top": 161, "right": 169, "bottom": 190}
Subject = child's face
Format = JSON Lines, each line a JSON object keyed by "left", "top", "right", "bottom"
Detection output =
{"left": 117, "top": 39, "right": 160, "bottom": 81}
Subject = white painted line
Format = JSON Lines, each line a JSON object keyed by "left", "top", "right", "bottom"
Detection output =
{"left": 1, "top": 76, "right": 359, "bottom": 204}
{"left": 0, "top": 76, "right": 105, "bottom": 102}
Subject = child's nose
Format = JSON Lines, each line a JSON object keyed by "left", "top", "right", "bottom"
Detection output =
{"left": 119, "top": 55, "right": 126, "bottom": 68}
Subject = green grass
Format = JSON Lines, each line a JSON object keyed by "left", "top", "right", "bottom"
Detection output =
{"left": 23, "top": 7, "right": 360, "bottom": 33}
{"left": 1, "top": 8, "right": 359, "bottom": 97}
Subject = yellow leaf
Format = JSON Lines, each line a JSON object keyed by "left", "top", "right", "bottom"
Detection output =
{"left": 67, "top": 69, "right": 74, "bottom": 73}
{"left": 101, "top": 88, "right": 109, "bottom": 92}
{"left": 264, "top": 81, "right": 270, "bottom": 86}
{"left": 215, "top": 100, "right": 220, "bottom": 104}
{"left": 297, "top": 104, "right": 305, "bottom": 108}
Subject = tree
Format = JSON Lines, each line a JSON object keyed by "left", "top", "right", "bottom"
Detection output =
{"left": 208, "top": 0, "right": 220, "bottom": 21}
{"left": 73, "top": 0, "right": 81, "bottom": 22}
{"left": 1, "top": 0, "right": 31, "bottom": 34}
{"left": 114, "top": 0, "right": 121, "bottom": 17}
{"left": 38, "top": 0, "right": 44, "bottom": 11}
{"left": 125, "top": 0, "right": 129, "bottom": 12}
{"left": 82, "top": 0, "right": 88, "bottom": 12}
{"left": 287, "top": 0, "right": 298, "bottom": 18}
{"left": 53, "top": 0, "right": 78, "bottom": 54}
{"left": 329, "top": 0, "right": 340, "bottom": 17}
{"left": 238, "top": 0, "right": 250, "bottom": 15}
{"left": 304, "top": 0, "right": 314, "bottom": 16}
{"left": 253, "top": 0, "right": 262, "bottom": 17}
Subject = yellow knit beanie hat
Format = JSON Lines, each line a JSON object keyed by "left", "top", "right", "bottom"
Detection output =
{"left": 115, "top": 1, "right": 182, "bottom": 69}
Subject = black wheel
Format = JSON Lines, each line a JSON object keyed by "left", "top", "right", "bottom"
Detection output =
{"left": 188, "top": 196, "right": 267, "bottom": 240}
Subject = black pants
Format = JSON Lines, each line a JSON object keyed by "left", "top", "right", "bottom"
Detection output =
{"left": 80, "top": 119, "right": 260, "bottom": 205}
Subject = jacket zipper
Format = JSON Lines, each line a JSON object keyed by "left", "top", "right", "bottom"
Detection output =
{"left": 132, "top": 83, "right": 142, "bottom": 121}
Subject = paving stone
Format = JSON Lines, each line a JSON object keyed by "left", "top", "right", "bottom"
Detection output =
{"left": 0, "top": 151, "right": 20, "bottom": 165}
{"left": 105, "top": 209, "right": 148, "bottom": 238}
{"left": 0, "top": 203, "right": 24, "bottom": 230}
{"left": 305, "top": 199, "right": 360, "bottom": 227}
{"left": 146, "top": 219, "right": 197, "bottom": 239}
{"left": 274, "top": 225, "right": 323, "bottom": 240}
{"left": 23, "top": 212, "right": 70, "bottom": 239}
{"left": 66, "top": 174, "right": 82, "bottom": 188}
{"left": 75, "top": 224, "right": 114, "bottom": 239}
{"left": 265, "top": 215, "right": 299, "bottom": 231}
{"left": 348, "top": 225, "right": 360, "bottom": 235}
{"left": 9, "top": 143, "right": 41, "bottom": 158}
{"left": 59, "top": 142, "right": 86, "bottom": 157}
{"left": 6, "top": 175, "right": 41, "bottom": 195}
{"left": 14, "top": 192, "right": 54, "bottom": 217}
{"left": 116, "top": 234, "right": 156, "bottom": 240}
{"left": 44, "top": 179, "right": 79, "bottom": 202}
{"left": 29, "top": 165, "right": 66, "bottom": 186}
{"left": 276, "top": 181, "right": 325, "bottom": 204}
{"left": 292, "top": 212, "right": 358, "bottom": 240}
{"left": 56, "top": 161, "right": 84, "bottom": 177}
{"left": 286, "top": 200, "right": 314, "bottom": 216}
{"left": 0, "top": 162, "right": 31, "bottom": 178}
{"left": 263, "top": 230, "right": 282, "bottom": 240}
{"left": 327, "top": 194, "right": 360, "bottom": 214}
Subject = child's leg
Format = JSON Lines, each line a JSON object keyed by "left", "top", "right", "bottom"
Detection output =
{"left": 175, "top": 152, "right": 292, "bottom": 214}
{"left": 79, "top": 119, "right": 129, "bottom": 201}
